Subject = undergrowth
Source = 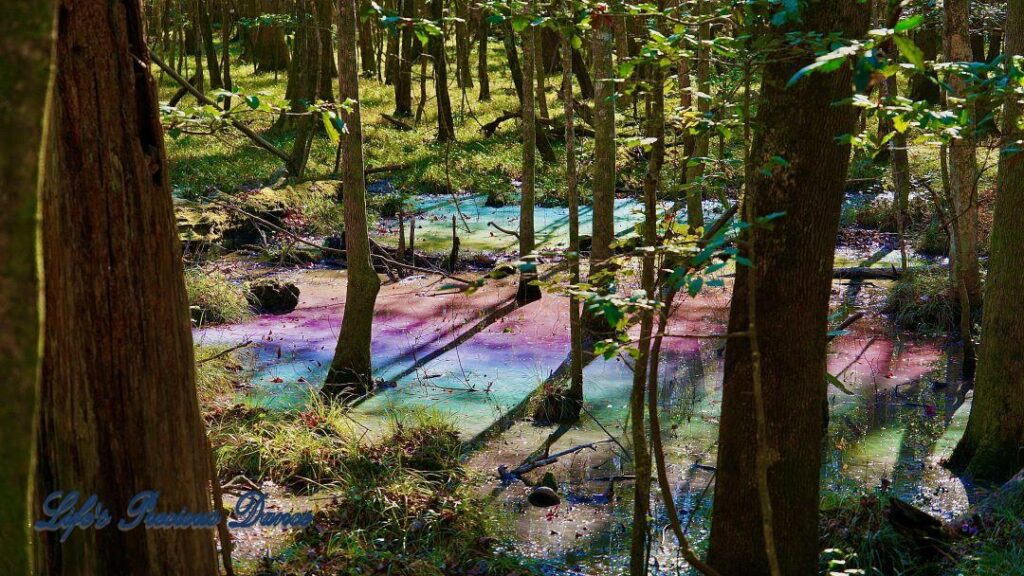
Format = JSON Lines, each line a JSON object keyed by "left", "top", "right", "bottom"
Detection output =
{"left": 206, "top": 402, "right": 530, "bottom": 575}
{"left": 185, "top": 267, "right": 253, "bottom": 325}
{"left": 883, "top": 269, "right": 955, "bottom": 332}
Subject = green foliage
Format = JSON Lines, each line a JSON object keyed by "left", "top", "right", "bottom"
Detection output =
{"left": 194, "top": 344, "right": 248, "bottom": 405}
{"left": 883, "top": 269, "right": 955, "bottom": 332}
{"left": 185, "top": 268, "right": 253, "bottom": 326}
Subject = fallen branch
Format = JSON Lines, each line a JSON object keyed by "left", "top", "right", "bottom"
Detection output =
{"left": 365, "top": 162, "right": 412, "bottom": 175}
{"left": 832, "top": 266, "right": 931, "bottom": 280}
{"left": 827, "top": 311, "right": 865, "bottom": 342}
{"left": 197, "top": 340, "right": 253, "bottom": 365}
{"left": 487, "top": 221, "right": 520, "bottom": 238}
{"left": 380, "top": 113, "right": 413, "bottom": 131}
{"left": 501, "top": 440, "right": 611, "bottom": 479}
{"left": 150, "top": 53, "right": 294, "bottom": 168}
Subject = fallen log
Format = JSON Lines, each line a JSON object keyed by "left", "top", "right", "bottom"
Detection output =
{"left": 832, "top": 265, "right": 932, "bottom": 280}
{"left": 380, "top": 113, "right": 413, "bottom": 131}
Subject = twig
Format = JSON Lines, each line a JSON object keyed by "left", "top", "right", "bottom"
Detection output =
{"left": 197, "top": 340, "right": 253, "bottom": 365}
{"left": 487, "top": 221, "right": 520, "bottom": 238}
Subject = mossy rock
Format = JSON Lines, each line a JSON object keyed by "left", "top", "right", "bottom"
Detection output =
{"left": 247, "top": 281, "right": 300, "bottom": 314}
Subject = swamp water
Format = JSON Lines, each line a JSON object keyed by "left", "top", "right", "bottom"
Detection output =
{"left": 194, "top": 199, "right": 969, "bottom": 574}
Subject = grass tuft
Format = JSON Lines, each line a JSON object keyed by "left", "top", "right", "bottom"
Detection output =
{"left": 185, "top": 267, "right": 254, "bottom": 326}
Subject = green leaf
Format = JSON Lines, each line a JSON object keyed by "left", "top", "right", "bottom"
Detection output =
{"left": 825, "top": 372, "right": 855, "bottom": 395}
{"left": 894, "top": 14, "right": 924, "bottom": 33}
{"left": 511, "top": 15, "right": 530, "bottom": 32}
{"left": 894, "top": 35, "right": 924, "bottom": 70}
{"left": 570, "top": 35, "right": 582, "bottom": 50}
{"left": 322, "top": 111, "right": 340, "bottom": 144}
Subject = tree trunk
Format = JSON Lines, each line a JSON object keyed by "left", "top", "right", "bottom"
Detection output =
{"left": 35, "top": 1, "right": 220, "bottom": 573}
{"left": 503, "top": 19, "right": 525, "bottom": 102}
{"left": 477, "top": 8, "right": 491, "bottom": 100}
{"left": 888, "top": 73, "right": 911, "bottom": 269}
{"left": 571, "top": 46, "right": 593, "bottom": 99}
{"left": 326, "top": 0, "right": 382, "bottom": 395}
{"left": 0, "top": 2, "right": 55, "bottom": 571}
{"left": 947, "top": 0, "right": 1024, "bottom": 485}
{"left": 384, "top": 0, "right": 400, "bottom": 84}
{"left": 584, "top": 13, "right": 616, "bottom": 336}
{"left": 359, "top": 0, "right": 376, "bottom": 77}
{"left": 197, "top": 0, "right": 222, "bottom": 89}
{"left": 707, "top": 2, "right": 868, "bottom": 574}
{"left": 910, "top": 23, "right": 942, "bottom": 104}
{"left": 685, "top": 0, "right": 710, "bottom": 232}
{"left": 394, "top": 0, "right": 415, "bottom": 116}
{"left": 944, "top": 0, "right": 982, "bottom": 306}
{"left": 517, "top": 12, "right": 540, "bottom": 304}
{"left": 455, "top": 0, "right": 473, "bottom": 88}
{"left": 430, "top": 0, "right": 456, "bottom": 141}
{"left": 316, "top": 0, "right": 337, "bottom": 100}
{"left": 561, "top": 17, "right": 583, "bottom": 418}
{"left": 285, "top": 0, "right": 323, "bottom": 177}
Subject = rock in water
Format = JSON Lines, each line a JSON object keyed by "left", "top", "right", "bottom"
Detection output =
{"left": 248, "top": 281, "right": 300, "bottom": 314}
{"left": 527, "top": 486, "right": 560, "bottom": 508}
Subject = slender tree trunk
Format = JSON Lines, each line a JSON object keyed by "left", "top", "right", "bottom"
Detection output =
{"left": 536, "top": 55, "right": 549, "bottom": 120}
{"left": 944, "top": 0, "right": 982, "bottom": 306}
{"left": 707, "top": 2, "right": 868, "bottom": 574}
{"left": 326, "top": 0, "right": 382, "bottom": 394}
{"left": 503, "top": 19, "right": 525, "bottom": 101}
{"left": 455, "top": 0, "right": 472, "bottom": 88}
{"left": 385, "top": 0, "right": 400, "bottom": 84}
{"left": 189, "top": 0, "right": 206, "bottom": 92}
{"left": 686, "top": 0, "right": 710, "bottom": 231}
{"left": 584, "top": 13, "right": 616, "bottom": 336}
{"left": 888, "top": 73, "right": 911, "bottom": 269}
{"left": 947, "top": 0, "right": 1024, "bottom": 485}
{"left": 561, "top": 17, "right": 583, "bottom": 418}
{"left": 571, "top": 46, "right": 594, "bottom": 99}
{"left": 0, "top": 2, "right": 56, "bottom": 571}
{"left": 517, "top": 12, "right": 540, "bottom": 304}
{"left": 477, "top": 9, "right": 491, "bottom": 100}
{"left": 221, "top": 0, "right": 234, "bottom": 106}
{"left": 316, "top": 0, "right": 336, "bottom": 100}
{"left": 35, "top": 1, "right": 220, "bottom": 572}
{"left": 430, "top": 0, "right": 456, "bottom": 141}
{"left": 359, "top": 0, "right": 377, "bottom": 77}
{"left": 394, "top": 0, "right": 415, "bottom": 115}
{"left": 629, "top": 35, "right": 667, "bottom": 576}
{"left": 197, "top": 0, "right": 222, "bottom": 88}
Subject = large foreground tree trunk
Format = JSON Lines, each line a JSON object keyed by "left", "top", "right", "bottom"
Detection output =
{"left": 326, "top": 0, "right": 382, "bottom": 395}
{"left": 947, "top": 0, "right": 1024, "bottom": 485}
{"left": 707, "top": 2, "right": 868, "bottom": 574}
{"left": 35, "top": 1, "right": 219, "bottom": 573}
{"left": 0, "top": 2, "right": 56, "bottom": 571}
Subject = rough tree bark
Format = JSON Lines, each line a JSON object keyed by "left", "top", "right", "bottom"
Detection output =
{"left": 430, "top": 0, "right": 456, "bottom": 141}
{"left": 196, "top": 0, "right": 222, "bottom": 89}
{"left": 707, "top": 1, "right": 868, "bottom": 574}
{"left": 394, "top": 0, "right": 416, "bottom": 116}
{"left": 455, "top": 0, "right": 473, "bottom": 88}
{"left": 34, "top": 1, "right": 220, "bottom": 573}
{"left": 562, "top": 17, "right": 583, "bottom": 418}
{"left": 583, "top": 11, "right": 616, "bottom": 336}
{"left": 685, "top": 0, "right": 710, "bottom": 232}
{"left": 326, "top": 0, "right": 382, "bottom": 394}
{"left": 517, "top": 12, "right": 540, "bottom": 304}
{"left": 359, "top": 0, "right": 377, "bottom": 77}
{"left": 316, "top": 0, "right": 337, "bottom": 100}
{"left": 944, "top": 0, "right": 982, "bottom": 305}
{"left": 0, "top": 2, "right": 56, "bottom": 572}
{"left": 477, "top": 7, "right": 491, "bottom": 100}
{"left": 947, "top": 0, "right": 1024, "bottom": 485}
{"left": 243, "top": 0, "right": 291, "bottom": 73}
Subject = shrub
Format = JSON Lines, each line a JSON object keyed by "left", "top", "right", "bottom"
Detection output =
{"left": 185, "top": 268, "right": 253, "bottom": 326}
{"left": 883, "top": 269, "right": 955, "bottom": 331}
